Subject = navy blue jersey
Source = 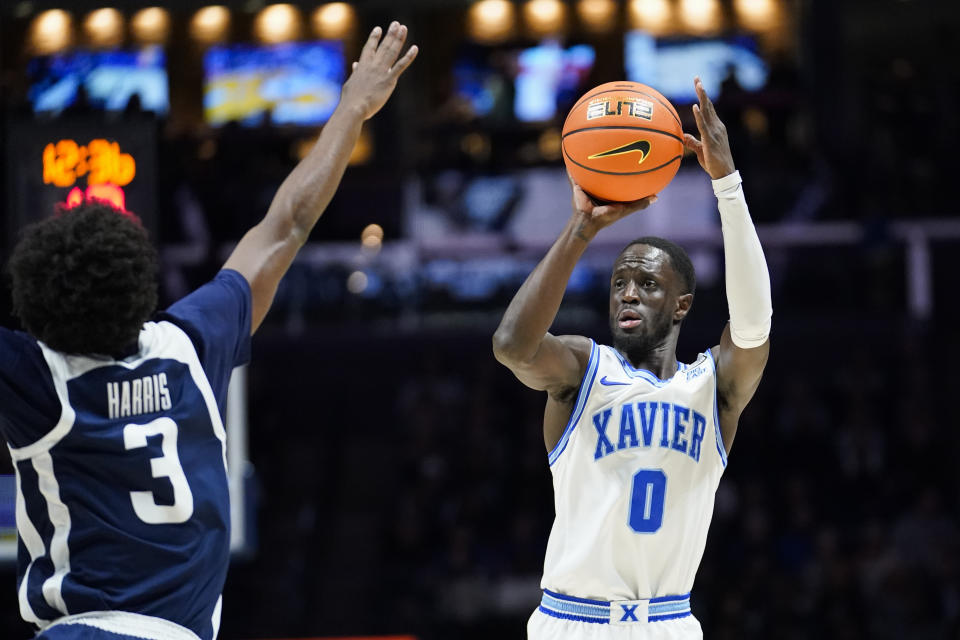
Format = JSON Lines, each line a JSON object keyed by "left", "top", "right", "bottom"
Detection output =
{"left": 0, "top": 270, "right": 251, "bottom": 640}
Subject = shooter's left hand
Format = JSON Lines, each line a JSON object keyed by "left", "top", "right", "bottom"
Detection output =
{"left": 683, "top": 77, "right": 736, "bottom": 180}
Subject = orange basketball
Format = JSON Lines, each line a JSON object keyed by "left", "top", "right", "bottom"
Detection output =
{"left": 562, "top": 81, "right": 684, "bottom": 202}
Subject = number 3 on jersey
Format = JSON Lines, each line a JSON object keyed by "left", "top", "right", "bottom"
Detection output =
{"left": 123, "top": 417, "right": 194, "bottom": 524}
{"left": 629, "top": 468, "right": 666, "bottom": 533}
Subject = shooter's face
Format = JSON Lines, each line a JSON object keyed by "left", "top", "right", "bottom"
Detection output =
{"left": 608, "top": 245, "right": 681, "bottom": 355}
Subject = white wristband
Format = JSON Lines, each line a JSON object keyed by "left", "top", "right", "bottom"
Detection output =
{"left": 712, "top": 171, "right": 772, "bottom": 349}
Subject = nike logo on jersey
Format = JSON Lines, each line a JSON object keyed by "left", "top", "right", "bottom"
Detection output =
{"left": 592, "top": 401, "right": 707, "bottom": 463}
{"left": 599, "top": 376, "right": 630, "bottom": 386}
{"left": 587, "top": 140, "right": 651, "bottom": 165}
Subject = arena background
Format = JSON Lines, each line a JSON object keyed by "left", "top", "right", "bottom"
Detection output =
{"left": 1, "top": 1, "right": 959, "bottom": 638}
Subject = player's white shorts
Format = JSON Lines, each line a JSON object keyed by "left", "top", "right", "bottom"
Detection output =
{"left": 528, "top": 590, "right": 703, "bottom": 640}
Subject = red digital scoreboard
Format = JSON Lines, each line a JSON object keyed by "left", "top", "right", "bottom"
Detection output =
{"left": 4, "top": 117, "right": 157, "bottom": 250}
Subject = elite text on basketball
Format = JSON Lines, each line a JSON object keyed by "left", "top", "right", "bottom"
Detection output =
{"left": 586, "top": 98, "right": 654, "bottom": 121}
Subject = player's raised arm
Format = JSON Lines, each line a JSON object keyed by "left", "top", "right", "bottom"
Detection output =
{"left": 683, "top": 76, "right": 771, "bottom": 452}
{"left": 223, "top": 22, "right": 417, "bottom": 333}
{"left": 492, "top": 178, "right": 656, "bottom": 445}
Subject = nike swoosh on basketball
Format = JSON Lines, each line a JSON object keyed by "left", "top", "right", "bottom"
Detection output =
{"left": 587, "top": 140, "right": 651, "bottom": 164}
{"left": 599, "top": 376, "right": 630, "bottom": 386}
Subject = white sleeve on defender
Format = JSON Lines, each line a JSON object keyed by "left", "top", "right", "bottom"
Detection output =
{"left": 713, "top": 171, "right": 772, "bottom": 349}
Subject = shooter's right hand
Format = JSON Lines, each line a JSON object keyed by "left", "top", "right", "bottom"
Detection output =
{"left": 569, "top": 175, "right": 658, "bottom": 242}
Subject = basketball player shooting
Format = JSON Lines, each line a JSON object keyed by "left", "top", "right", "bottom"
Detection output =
{"left": 0, "top": 22, "right": 415, "bottom": 640}
{"left": 493, "top": 77, "right": 771, "bottom": 640}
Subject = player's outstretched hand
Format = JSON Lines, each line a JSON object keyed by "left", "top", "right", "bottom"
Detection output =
{"left": 569, "top": 174, "right": 657, "bottom": 241}
{"left": 683, "top": 77, "right": 736, "bottom": 180}
{"left": 341, "top": 21, "right": 418, "bottom": 121}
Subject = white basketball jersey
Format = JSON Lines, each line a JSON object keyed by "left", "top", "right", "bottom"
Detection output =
{"left": 541, "top": 340, "right": 727, "bottom": 601}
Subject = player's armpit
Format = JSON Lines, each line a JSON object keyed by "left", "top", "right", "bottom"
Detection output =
{"left": 714, "top": 323, "right": 769, "bottom": 453}
{"left": 495, "top": 333, "right": 591, "bottom": 396}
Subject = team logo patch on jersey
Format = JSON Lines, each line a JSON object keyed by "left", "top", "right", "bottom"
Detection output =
{"left": 685, "top": 365, "right": 707, "bottom": 381}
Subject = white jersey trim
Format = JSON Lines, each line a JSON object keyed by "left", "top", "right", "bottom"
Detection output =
{"left": 548, "top": 340, "right": 600, "bottom": 466}
{"left": 35, "top": 451, "right": 71, "bottom": 615}
{"left": 43, "top": 610, "right": 202, "bottom": 640}
{"left": 175, "top": 324, "right": 230, "bottom": 474}
{"left": 610, "top": 348, "right": 684, "bottom": 387}
{"left": 8, "top": 344, "right": 80, "bottom": 463}
{"left": 705, "top": 349, "right": 727, "bottom": 467}
{"left": 211, "top": 595, "right": 223, "bottom": 639}
{"left": 12, "top": 461, "right": 48, "bottom": 626}
{"left": 34, "top": 344, "right": 78, "bottom": 616}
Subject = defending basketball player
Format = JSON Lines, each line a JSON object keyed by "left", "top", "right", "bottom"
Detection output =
{"left": 493, "top": 77, "right": 771, "bottom": 640}
{"left": 0, "top": 23, "right": 416, "bottom": 640}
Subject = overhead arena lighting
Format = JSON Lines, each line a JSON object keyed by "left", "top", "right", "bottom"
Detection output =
{"left": 679, "top": 0, "right": 722, "bottom": 33}
{"left": 628, "top": 0, "right": 673, "bottom": 35}
{"left": 734, "top": 0, "right": 779, "bottom": 31}
{"left": 84, "top": 8, "right": 125, "bottom": 48}
{"left": 576, "top": 0, "right": 617, "bottom": 34}
{"left": 312, "top": 3, "right": 357, "bottom": 39}
{"left": 467, "top": 0, "right": 516, "bottom": 44}
{"left": 523, "top": 0, "right": 566, "bottom": 36}
{"left": 29, "top": 9, "right": 74, "bottom": 54}
{"left": 131, "top": 7, "right": 171, "bottom": 45}
{"left": 190, "top": 6, "right": 231, "bottom": 44}
{"left": 254, "top": 4, "right": 303, "bottom": 44}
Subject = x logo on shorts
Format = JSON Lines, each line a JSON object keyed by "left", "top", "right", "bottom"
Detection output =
{"left": 620, "top": 603, "right": 640, "bottom": 622}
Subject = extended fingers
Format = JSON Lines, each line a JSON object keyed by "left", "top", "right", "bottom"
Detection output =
{"left": 391, "top": 44, "right": 419, "bottom": 78}
{"left": 568, "top": 172, "right": 589, "bottom": 198}
{"left": 356, "top": 22, "right": 415, "bottom": 74}
{"left": 570, "top": 180, "right": 592, "bottom": 210}
{"left": 693, "top": 76, "right": 706, "bottom": 103}
{"left": 628, "top": 194, "right": 658, "bottom": 211}
{"left": 694, "top": 76, "right": 719, "bottom": 121}
{"left": 376, "top": 21, "right": 408, "bottom": 66}
{"left": 604, "top": 194, "right": 658, "bottom": 219}
{"left": 358, "top": 25, "right": 383, "bottom": 64}
{"left": 694, "top": 77, "right": 710, "bottom": 111}
{"left": 691, "top": 102, "right": 706, "bottom": 136}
